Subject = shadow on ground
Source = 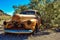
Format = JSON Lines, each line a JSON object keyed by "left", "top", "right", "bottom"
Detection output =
{"left": 53, "top": 29, "right": 60, "bottom": 32}
{"left": 0, "top": 34, "right": 29, "bottom": 40}
{"left": 32, "top": 31, "right": 50, "bottom": 37}
{"left": 0, "top": 31, "right": 50, "bottom": 40}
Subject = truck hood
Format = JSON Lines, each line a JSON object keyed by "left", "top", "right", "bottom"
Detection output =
{"left": 16, "top": 14, "right": 36, "bottom": 18}
{"left": 11, "top": 14, "right": 36, "bottom": 21}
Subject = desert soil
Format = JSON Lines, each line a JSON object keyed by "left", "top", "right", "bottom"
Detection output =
{"left": 28, "top": 32, "right": 60, "bottom": 40}
{"left": 0, "top": 30, "right": 60, "bottom": 40}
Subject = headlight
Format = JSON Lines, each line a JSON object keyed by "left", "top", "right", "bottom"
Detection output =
{"left": 27, "top": 20, "right": 32, "bottom": 25}
{"left": 3, "top": 21, "right": 7, "bottom": 25}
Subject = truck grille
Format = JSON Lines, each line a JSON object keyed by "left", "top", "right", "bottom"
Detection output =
{"left": 19, "top": 23, "right": 24, "bottom": 28}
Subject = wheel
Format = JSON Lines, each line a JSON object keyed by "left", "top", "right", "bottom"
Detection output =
{"left": 32, "top": 24, "right": 40, "bottom": 35}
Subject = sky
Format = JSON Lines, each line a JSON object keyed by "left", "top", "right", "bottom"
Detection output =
{"left": 0, "top": 0, "right": 30, "bottom": 15}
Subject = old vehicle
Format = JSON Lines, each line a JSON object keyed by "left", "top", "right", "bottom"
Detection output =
{"left": 3, "top": 10, "right": 41, "bottom": 34}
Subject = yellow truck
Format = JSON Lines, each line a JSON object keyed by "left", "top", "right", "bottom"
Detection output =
{"left": 3, "top": 10, "right": 42, "bottom": 34}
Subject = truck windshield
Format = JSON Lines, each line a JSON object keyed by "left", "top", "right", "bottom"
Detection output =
{"left": 20, "top": 11, "right": 35, "bottom": 15}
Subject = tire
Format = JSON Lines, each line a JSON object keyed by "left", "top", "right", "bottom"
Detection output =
{"left": 32, "top": 24, "right": 39, "bottom": 35}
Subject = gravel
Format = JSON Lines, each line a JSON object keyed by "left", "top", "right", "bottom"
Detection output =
{"left": 28, "top": 32, "right": 60, "bottom": 40}
{"left": 0, "top": 31, "right": 60, "bottom": 40}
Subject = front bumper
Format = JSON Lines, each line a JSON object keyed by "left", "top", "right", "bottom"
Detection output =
{"left": 4, "top": 29, "right": 33, "bottom": 33}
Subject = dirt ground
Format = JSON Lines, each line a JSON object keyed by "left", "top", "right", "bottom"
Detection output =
{"left": 0, "top": 30, "right": 60, "bottom": 40}
{"left": 28, "top": 32, "right": 60, "bottom": 40}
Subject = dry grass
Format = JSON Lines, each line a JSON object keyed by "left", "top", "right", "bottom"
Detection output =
{"left": 0, "top": 16, "right": 11, "bottom": 25}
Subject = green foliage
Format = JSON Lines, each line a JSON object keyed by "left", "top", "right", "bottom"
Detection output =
{"left": 13, "top": 0, "right": 60, "bottom": 29}
{"left": 42, "top": 0, "right": 60, "bottom": 28}
{"left": 13, "top": 5, "right": 28, "bottom": 14}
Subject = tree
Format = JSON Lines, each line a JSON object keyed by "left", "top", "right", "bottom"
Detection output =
{"left": 13, "top": 0, "right": 60, "bottom": 29}
{"left": 13, "top": 5, "right": 28, "bottom": 14}
{"left": 42, "top": 0, "right": 60, "bottom": 28}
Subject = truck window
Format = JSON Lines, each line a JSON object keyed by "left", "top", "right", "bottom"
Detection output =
{"left": 20, "top": 11, "right": 35, "bottom": 15}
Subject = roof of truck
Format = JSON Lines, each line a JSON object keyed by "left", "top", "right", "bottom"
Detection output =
{"left": 24, "top": 10, "right": 38, "bottom": 12}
